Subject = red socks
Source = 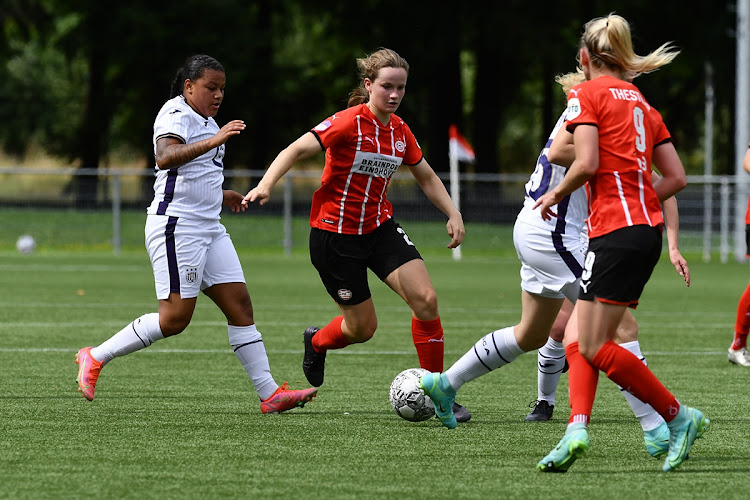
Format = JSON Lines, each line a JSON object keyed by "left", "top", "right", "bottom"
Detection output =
{"left": 565, "top": 342, "right": 599, "bottom": 425}
{"left": 312, "top": 315, "right": 445, "bottom": 374}
{"left": 732, "top": 283, "right": 750, "bottom": 350}
{"left": 312, "top": 316, "right": 350, "bottom": 352}
{"left": 412, "top": 317, "right": 444, "bottom": 372}
{"left": 591, "top": 340, "right": 680, "bottom": 423}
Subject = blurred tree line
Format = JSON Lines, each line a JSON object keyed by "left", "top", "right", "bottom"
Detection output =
{"left": 0, "top": 0, "right": 738, "bottom": 205}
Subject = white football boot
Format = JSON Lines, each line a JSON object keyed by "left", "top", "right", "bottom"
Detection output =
{"left": 728, "top": 347, "right": 750, "bottom": 366}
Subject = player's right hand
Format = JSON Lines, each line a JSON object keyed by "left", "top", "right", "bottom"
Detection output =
{"left": 241, "top": 186, "right": 270, "bottom": 207}
{"left": 215, "top": 119, "right": 246, "bottom": 145}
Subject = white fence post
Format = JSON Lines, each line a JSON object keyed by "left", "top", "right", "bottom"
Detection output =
{"left": 111, "top": 172, "right": 122, "bottom": 256}
{"left": 721, "top": 177, "right": 731, "bottom": 263}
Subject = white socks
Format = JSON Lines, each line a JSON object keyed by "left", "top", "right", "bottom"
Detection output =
{"left": 445, "top": 327, "right": 525, "bottom": 391}
{"left": 91, "top": 313, "right": 163, "bottom": 365}
{"left": 228, "top": 324, "right": 278, "bottom": 400}
{"left": 536, "top": 337, "right": 566, "bottom": 404}
{"left": 618, "top": 340, "right": 665, "bottom": 431}
{"left": 90, "top": 317, "right": 278, "bottom": 401}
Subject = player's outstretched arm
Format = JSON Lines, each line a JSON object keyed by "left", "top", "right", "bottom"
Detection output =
{"left": 155, "top": 120, "right": 245, "bottom": 170}
{"left": 243, "top": 132, "right": 321, "bottom": 207}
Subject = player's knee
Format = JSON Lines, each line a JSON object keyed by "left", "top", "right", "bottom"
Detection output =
{"left": 578, "top": 343, "right": 599, "bottom": 361}
{"left": 160, "top": 315, "right": 191, "bottom": 336}
{"left": 411, "top": 289, "right": 438, "bottom": 318}
{"left": 348, "top": 320, "right": 377, "bottom": 343}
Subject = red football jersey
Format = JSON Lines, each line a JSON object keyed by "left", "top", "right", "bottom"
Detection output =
{"left": 309, "top": 103, "right": 423, "bottom": 234}
{"left": 565, "top": 75, "right": 671, "bottom": 238}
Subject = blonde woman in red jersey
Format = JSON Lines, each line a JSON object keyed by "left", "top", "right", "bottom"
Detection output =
{"left": 242, "top": 48, "right": 471, "bottom": 422}
{"left": 533, "top": 14, "right": 709, "bottom": 472}
{"left": 728, "top": 144, "right": 750, "bottom": 366}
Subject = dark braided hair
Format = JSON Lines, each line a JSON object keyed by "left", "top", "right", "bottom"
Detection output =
{"left": 169, "top": 54, "right": 225, "bottom": 98}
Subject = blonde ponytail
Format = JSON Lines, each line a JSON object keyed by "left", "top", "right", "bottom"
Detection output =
{"left": 581, "top": 13, "right": 680, "bottom": 78}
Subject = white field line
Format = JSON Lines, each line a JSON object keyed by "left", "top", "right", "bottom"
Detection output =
{"left": 0, "top": 300, "right": 735, "bottom": 320}
{"left": 0, "top": 320, "right": 734, "bottom": 330}
{"left": 0, "top": 264, "right": 148, "bottom": 272}
{"left": 0, "top": 347, "right": 729, "bottom": 356}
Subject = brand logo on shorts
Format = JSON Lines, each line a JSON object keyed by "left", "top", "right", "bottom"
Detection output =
{"left": 185, "top": 268, "right": 198, "bottom": 283}
{"left": 337, "top": 289, "right": 353, "bottom": 301}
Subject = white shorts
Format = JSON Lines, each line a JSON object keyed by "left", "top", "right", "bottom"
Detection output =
{"left": 145, "top": 215, "right": 245, "bottom": 300}
{"left": 512, "top": 219, "right": 586, "bottom": 301}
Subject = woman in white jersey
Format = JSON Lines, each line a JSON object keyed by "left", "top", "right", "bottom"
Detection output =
{"left": 75, "top": 54, "right": 317, "bottom": 414}
{"left": 420, "top": 71, "right": 689, "bottom": 440}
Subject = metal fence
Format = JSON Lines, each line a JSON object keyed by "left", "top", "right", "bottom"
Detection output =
{"left": 0, "top": 166, "right": 743, "bottom": 262}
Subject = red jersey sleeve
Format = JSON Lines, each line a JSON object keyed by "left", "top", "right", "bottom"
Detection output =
{"left": 311, "top": 112, "right": 349, "bottom": 150}
{"left": 398, "top": 121, "right": 424, "bottom": 166}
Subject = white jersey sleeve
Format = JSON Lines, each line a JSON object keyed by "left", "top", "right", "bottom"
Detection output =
{"left": 516, "top": 109, "right": 587, "bottom": 236}
{"left": 147, "top": 96, "right": 225, "bottom": 220}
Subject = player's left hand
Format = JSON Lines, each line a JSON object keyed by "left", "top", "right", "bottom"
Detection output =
{"left": 533, "top": 191, "right": 561, "bottom": 220}
{"left": 669, "top": 248, "right": 690, "bottom": 287}
{"left": 446, "top": 213, "right": 465, "bottom": 249}
{"left": 223, "top": 190, "right": 247, "bottom": 213}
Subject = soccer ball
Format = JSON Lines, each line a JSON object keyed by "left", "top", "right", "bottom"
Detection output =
{"left": 389, "top": 368, "right": 435, "bottom": 422}
{"left": 16, "top": 235, "right": 36, "bottom": 254}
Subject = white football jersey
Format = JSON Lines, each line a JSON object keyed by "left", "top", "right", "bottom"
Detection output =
{"left": 147, "top": 95, "right": 225, "bottom": 220}
{"left": 516, "top": 109, "right": 587, "bottom": 236}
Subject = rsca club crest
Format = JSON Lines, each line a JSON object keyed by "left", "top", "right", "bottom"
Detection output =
{"left": 185, "top": 268, "right": 198, "bottom": 284}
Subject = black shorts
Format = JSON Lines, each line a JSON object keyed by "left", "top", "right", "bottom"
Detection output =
{"left": 578, "top": 225, "right": 662, "bottom": 309}
{"left": 309, "top": 219, "right": 422, "bottom": 305}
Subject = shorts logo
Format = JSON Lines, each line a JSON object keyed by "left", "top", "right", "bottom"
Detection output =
{"left": 395, "top": 140, "right": 406, "bottom": 152}
{"left": 185, "top": 268, "right": 198, "bottom": 284}
{"left": 337, "top": 289, "right": 353, "bottom": 301}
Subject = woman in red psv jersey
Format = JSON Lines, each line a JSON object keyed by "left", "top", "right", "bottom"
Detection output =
{"left": 243, "top": 48, "right": 471, "bottom": 422}
{"left": 534, "top": 14, "right": 708, "bottom": 473}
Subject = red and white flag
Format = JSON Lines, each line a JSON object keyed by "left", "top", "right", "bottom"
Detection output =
{"left": 449, "top": 124, "right": 475, "bottom": 163}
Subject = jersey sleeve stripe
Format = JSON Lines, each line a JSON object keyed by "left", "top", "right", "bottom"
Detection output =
{"left": 566, "top": 122, "right": 598, "bottom": 132}
{"left": 310, "top": 130, "right": 325, "bottom": 150}
{"left": 402, "top": 155, "right": 424, "bottom": 167}
{"left": 155, "top": 133, "right": 186, "bottom": 144}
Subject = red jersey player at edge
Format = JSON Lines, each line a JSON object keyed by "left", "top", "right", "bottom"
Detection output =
{"left": 728, "top": 143, "right": 750, "bottom": 366}
{"left": 533, "top": 14, "right": 709, "bottom": 473}
{"left": 74, "top": 55, "right": 317, "bottom": 414}
{"left": 242, "top": 48, "right": 471, "bottom": 422}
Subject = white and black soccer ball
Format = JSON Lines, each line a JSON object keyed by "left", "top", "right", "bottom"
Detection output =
{"left": 389, "top": 368, "right": 435, "bottom": 422}
{"left": 16, "top": 234, "right": 36, "bottom": 254}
